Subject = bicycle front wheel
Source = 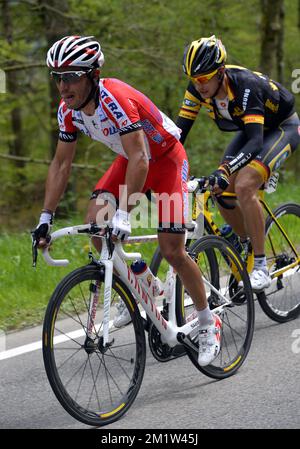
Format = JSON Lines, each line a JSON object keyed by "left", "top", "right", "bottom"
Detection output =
{"left": 43, "top": 264, "right": 146, "bottom": 427}
{"left": 176, "top": 236, "right": 255, "bottom": 380}
{"left": 257, "top": 202, "right": 300, "bottom": 322}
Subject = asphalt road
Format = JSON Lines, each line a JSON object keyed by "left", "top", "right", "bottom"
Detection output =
{"left": 0, "top": 302, "right": 299, "bottom": 430}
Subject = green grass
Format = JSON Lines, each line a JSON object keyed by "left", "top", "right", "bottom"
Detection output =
{"left": 0, "top": 180, "right": 299, "bottom": 332}
{"left": 0, "top": 217, "right": 158, "bottom": 332}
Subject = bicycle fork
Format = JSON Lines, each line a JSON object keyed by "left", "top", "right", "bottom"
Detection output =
{"left": 102, "top": 260, "right": 113, "bottom": 347}
{"left": 86, "top": 260, "right": 113, "bottom": 348}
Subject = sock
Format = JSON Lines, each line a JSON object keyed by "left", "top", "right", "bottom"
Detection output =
{"left": 254, "top": 255, "right": 268, "bottom": 273}
{"left": 197, "top": 305, "right": 214, "bottom": 327}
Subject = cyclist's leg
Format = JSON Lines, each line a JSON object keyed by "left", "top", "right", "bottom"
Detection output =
{"left": 234, "top": 165, "right": 270, "bottom": 290}
{"left": 236, "top": 113, "right": 300, "bottom": 290}
{"left": 85, "top": 155, "right": 128, "bottom": 252}
{"left": 86, "top": 155, "right": 153, "bottom": 327}
{"left": 217, "top": 132, "right": 249, "bottom": 239}
{"left": 158, "top": 232, "right": 207, "bottom": 311}
{"left": 244, "top": 112, "right": 300, "bottom": 253}
{"left": 258, "top": 112, "right": 300, "bottom": 172}
{"left": 234, "top": 166, "right": 266, "bottom": 255}
{"left": 153, "top": 141, "right": 221, "bottom": 366}
{"left": 86, "top": 154, "right": 154, "bottom": 241}
{"left": 151, "top": 142, "right": 208, "bottom": 311}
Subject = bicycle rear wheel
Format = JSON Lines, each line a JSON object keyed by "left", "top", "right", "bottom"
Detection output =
{"left": 176, "top": 236, "right": 255, "bottom": 379}
{"left": 42, "top": 264, "right": 146, "bottom": 427}
{"left": 150, "top": 243, "right": 220, "bottom": 309}
{"left": 257, "top": 202, "right": 300, "bottom": 322}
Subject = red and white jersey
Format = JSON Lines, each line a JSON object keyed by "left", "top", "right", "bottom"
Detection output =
{"left": 57, "top": 78, "right": 181, "bottom": 159}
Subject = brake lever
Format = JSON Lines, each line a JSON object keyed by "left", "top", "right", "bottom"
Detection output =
{"left": 197, "top": 176, "right": 210, "bottom": 193}
{"left": 31, "top": 234, "right": 38, "bottom": 268}
{"left": 31, "top": 232, "right": 52, "bottom": 267}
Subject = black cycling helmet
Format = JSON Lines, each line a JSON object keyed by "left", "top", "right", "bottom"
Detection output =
{"left": 182, "top": 35, "right": 227, "bottom": 77}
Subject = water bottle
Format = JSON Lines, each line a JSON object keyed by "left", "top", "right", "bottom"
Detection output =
{"left": 131, "top": 260, "right": 163, "bottom": 298}
{"left": 220, "top": 224, "right": 243, "bottom": 253}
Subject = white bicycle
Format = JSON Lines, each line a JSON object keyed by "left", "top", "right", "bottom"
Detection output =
{"left": 38, "top": 223, "right": 254, "bottom": 427}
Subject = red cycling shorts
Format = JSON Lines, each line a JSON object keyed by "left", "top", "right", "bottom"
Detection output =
{"left": 92, "top": 141, "right": 189, "bottom": 232}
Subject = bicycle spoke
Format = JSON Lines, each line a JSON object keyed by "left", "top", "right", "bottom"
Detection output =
{"left": 54, "top": 326, "right": 85, "bottom": 347}
{"left": 55, "top": 345, "right": 83, "bottom": 370}
{"left": 87, "top": 355, "right": 103, "bottom": 411}
{"left": 43, "top": 266, "right": 146, "bottom": 426}
{"left": 180, "top": 236, "right": 254, "bottom": 378}
{"left": 262, "top": 204, "right": 300, "bottom": 321}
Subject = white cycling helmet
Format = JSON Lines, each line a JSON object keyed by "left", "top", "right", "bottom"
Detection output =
{"left": 46, "top": 35, "right": 105, "bottom": 69}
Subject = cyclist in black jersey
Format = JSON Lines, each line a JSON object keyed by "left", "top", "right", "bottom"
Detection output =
{"left": 177, "top": 35, "right": 300, "bottom": 291}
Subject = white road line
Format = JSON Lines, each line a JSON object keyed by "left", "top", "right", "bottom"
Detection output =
{"left": 0, "top": 297, "right": 200, "bottom": 362}
{"left": 0, "top": 307, "right": 151, "bottom": 362}
{"left": 0, "top": 340, "right": 42, "bottom": 361}
{"left": 0, "top": 327, "right": 91, "bottom": 362}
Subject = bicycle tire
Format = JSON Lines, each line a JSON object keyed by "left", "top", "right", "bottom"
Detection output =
{"left": 149, "top": 241, "right": 220, "bottom": 332}
{"left": 175, "top": 235, "right": 255, "bottom": 380}
{"left": 150, "top": 243, "right": 219, "bottom": 290}
{"left": 148, "top": 240, "right": 220, "bottom": 364}
{"left": 149, "top": 245, "right": 163, "bottom": 276}
{"left": 43, "top": 263, "right": 146, "bottom": 427}
{"left": 257, "top": 202, "right": 300, "bottom": 322}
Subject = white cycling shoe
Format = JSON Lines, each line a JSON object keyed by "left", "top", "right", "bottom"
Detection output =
{"left": 249, "top": 269, "right": 272, "bottom": 292}
{"left": 198, "top": 314, "right": 222, "bottom": 367}
{"left": 238, "top": 269, "right": 272, "bottom": 292}
{"left": 113, "top": 299, "right": 132, "bottom": 328}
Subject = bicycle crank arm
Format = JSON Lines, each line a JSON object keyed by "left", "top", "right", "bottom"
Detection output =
{"left": 177, "top": 332, "right": 198, "bottom": 353}
{"left": 171, "top": 344, "right": 186, "bottom": 359}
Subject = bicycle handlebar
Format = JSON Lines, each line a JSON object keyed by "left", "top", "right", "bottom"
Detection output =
{"left": 187, "top": 177, "right": 236, "bottom": 210}
{"left": 37, "top": 224, "right": 158, "bottom": 267}
{"left": 41, "top": 224, "right": 95, "bottom": 267}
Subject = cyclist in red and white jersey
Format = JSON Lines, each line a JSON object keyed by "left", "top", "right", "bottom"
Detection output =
{"left": 32, "top": 36, "right": 222, "bottom": 367}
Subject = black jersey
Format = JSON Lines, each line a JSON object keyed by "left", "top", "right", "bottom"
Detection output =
{"left": 177, "top": 65, "right": 295, "bottom": 143}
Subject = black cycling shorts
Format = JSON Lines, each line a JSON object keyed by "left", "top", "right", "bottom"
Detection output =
{"left": 222, "top": 112, "right": 300, "bottom": 182}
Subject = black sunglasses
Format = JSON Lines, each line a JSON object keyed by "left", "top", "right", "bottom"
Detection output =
{"left": 50, "top": 69, "right": 92, "bottom": 84}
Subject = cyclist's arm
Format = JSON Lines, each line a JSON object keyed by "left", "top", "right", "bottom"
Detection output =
{"left": 223, "top": 121, "right": 264, "bottom": 174}
{"left": 176, "top": 116, "right": 195, "bottom": 145}
{"left": 176, "top": 83, "right": 202, "bottom": 144}
{"left": 119, "top": 129, "right": 149, "bottom": 212}
{"left": 43, "top": 139, "right": 77, "bottom": 213}
{"left": 223, "top": 80, "right": 266, "bottom": 175}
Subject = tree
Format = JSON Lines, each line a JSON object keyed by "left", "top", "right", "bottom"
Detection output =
{"left": 260, "top": 0, "right": 285, "bottom": 83}
{"left": 2, "top": 0, "right": 24, "bottom": 168}
{"left": 37, "top": 0, "right": 74, "bottom": 157}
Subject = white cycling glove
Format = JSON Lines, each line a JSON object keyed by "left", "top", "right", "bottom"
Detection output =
{"left": 32, "top": 210, "right": 53, "bottom": 243}
{"left": 112, "top": 209, "right": 131, "bottom": 241}
{"left": 38, "top": 211, "right": 53, "bottom": 226}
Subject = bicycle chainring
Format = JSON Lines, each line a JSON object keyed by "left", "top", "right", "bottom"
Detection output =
{"left": 148, "top": 323, "right": 186, "bottom": 362}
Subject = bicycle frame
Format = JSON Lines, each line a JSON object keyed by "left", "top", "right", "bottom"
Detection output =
{"left": 42, "top": 224, "right": 229, "bottom": 353}
{"left": 259, "top": 196, "right": 300, "bottom": 275}
{"left": 190, "top": 184, "right": 300, "bottom": 281}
